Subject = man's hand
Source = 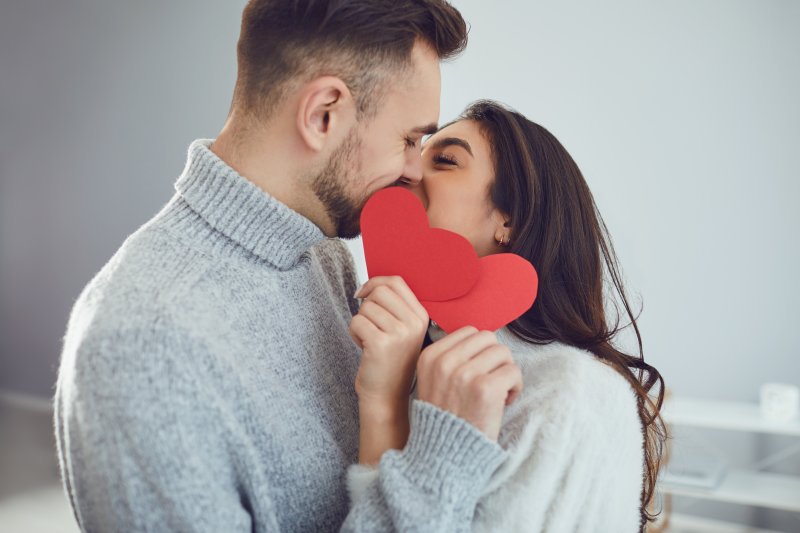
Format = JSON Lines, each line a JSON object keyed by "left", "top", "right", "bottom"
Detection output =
{"left": 415, "top": 326, "right": 523, "bottom": 442}
{"left": 349, "top": 276, "right": 429, "bottom": 409}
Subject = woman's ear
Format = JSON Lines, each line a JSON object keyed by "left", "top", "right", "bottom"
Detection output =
{"left": 295, "top": 76, "right": 355, "bottom": 153}
{"left": 490, "top": 209, "right": 513, "bottom": 246}
{"left": 491, "top": 209, "right": 512, "bottom": 232}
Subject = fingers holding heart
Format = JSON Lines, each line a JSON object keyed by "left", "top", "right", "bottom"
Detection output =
{"left": 355, "top": 276, "right": 429, "bottom": 326}
{"left": 350, "top": 276, "right": 430, "bottom": 404}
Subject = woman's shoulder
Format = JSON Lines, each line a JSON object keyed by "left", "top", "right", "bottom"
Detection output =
{"left": 492, "top": 327, "right": 642, "bottom": 455}
{"left": 495, "top": 327, "right": 637, "bottom": 405}
{"left": 480, "top": 328, "right": 645, "bottom": 500}
{"left": 475, "top": 330, "right": 645, "bottom": 531}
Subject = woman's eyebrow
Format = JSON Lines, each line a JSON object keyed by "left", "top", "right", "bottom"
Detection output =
{"left": 427, "top": 136, "right": 473, "bottom": 156}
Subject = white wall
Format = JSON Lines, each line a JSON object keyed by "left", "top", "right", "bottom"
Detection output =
{"left": 0, "top": 1, "right": 248, "bottom": 396}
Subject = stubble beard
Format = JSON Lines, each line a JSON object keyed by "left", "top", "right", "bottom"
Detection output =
{"left": 310, "top": 130, "right": 370, "bottom": 240}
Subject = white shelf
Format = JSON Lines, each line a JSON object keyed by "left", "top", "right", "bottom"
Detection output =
{"left": 659, "top": 395, "right": 800, "bottom": 526}
{"left": 661, "top": 397, "right": 800, "bottom": 436}
{"left": 661, "top": 512, "right": 789, "bottom": 533}
{"left": 659, "top": 468, "right": 800, "bottom": 513}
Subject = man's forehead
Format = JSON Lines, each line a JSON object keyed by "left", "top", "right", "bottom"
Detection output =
{"left": 381, "top": 46, "right": 441, "bottom": 132}
{"left": 388, "top": 81, "right": 440, "bottom": 131}
{"left": 378, "top": 87, "right": 438, "bottom": 135}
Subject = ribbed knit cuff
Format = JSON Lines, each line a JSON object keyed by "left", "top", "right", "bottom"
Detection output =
{"left": 381, "top": 399, "right": 508, "bottom": 501}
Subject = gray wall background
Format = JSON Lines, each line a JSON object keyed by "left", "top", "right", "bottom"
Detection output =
{"left": 1, "top": 0, "right": 246, "bottom": 395}
{"left": 1, "top": 1, "right": 798, "bottom": 529}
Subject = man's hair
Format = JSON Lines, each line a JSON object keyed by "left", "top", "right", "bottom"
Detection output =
{"left": 232, "top": 0, "right": 468, "bottom": 122}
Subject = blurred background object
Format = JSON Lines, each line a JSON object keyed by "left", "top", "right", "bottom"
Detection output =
{"left": 1, "top": 1, "right": 798, "bottom": 531}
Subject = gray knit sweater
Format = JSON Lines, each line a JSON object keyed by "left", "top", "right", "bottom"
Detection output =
{"left": 54, "top": 139, "right": 508, "bottom": 532}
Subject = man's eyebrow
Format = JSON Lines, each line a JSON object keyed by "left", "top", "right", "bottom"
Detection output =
{"left": 412, "top": 123, "right": 439, "bottom": 136}
{"left": 428, "top": 136, "right": 473, "bottom": 156}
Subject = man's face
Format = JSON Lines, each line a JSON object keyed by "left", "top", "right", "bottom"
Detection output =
{"left": 311, "top": 41, "right": 442, "bottom": 239}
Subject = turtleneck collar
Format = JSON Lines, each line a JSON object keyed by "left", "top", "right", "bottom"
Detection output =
{"left": 173, "top": 139, "right": 326, "bottom": 270}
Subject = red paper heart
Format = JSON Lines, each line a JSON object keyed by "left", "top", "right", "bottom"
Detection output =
{"left": 420, "top": 253, "right": 538, "bottom": 333}
{"left": 360, "top": 187, "right": 480, "bottom": 302}
{"left": 360, "top": 186, "right": 539, "bottom": 333}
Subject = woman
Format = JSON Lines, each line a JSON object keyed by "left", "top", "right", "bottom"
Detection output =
{"left": 347, "top": 100, "right": 667, "bottom": 532}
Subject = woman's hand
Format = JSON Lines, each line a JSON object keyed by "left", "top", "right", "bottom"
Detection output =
{"left": 415, "top": 327, "right": 523, "bottom": 442}
{"left": 349, "top": 275, "right": 429, "bottom": 407}
{"left": 349, "top": 276, "right": 429, "bottom": 465}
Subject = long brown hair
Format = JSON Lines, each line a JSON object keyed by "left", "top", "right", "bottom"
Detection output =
{"left": 458, "top": 100, "right": 667, "bottom": 530}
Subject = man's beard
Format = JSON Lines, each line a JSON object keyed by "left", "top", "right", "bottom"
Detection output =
{"left": 310, "top": 131, "right": 369, "bottom": 240}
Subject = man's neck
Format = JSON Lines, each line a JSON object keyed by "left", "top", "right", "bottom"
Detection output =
{"left": 209, "top": 125, "right": 336, "bottom": 237}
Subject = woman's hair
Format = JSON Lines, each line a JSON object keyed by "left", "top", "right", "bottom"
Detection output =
{"left": 457, "top": 100, "right": 667, "bottom": 530}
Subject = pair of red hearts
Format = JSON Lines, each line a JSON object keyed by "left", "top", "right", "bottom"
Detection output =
{"left": 360, "top": 187, "right": 538, "bottom": 333}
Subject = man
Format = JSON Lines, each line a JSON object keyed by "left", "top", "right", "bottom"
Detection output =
{"left": 55, "top": 1, "right": 518, "bottom": 531}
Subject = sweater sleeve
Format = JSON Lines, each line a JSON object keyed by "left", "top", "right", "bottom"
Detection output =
{"left": 345, "top": 464, "right": 379, "bottom": 506}
{"left": 54, "top": 323, "right": 264, "bottom": 533}
{"left": 339, "top": 399, "right": 509, "bottom": 532}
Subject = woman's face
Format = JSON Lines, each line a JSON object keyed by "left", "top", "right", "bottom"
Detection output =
{"left": 400, "top": 119, "right": 510, "bottom": 257}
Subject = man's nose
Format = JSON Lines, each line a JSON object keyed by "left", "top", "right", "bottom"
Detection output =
{"left": 396, "top": 174, "right": 428, "bottom": 209}
{"left": 397, "top": 174, "right": 421, "bottom": 186}
{"left": 401, "top": 150, "right": 424, "bottom": 185}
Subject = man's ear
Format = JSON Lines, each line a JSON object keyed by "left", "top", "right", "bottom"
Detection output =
{"left": 295, "top": 76, "right": 354, "bottom": 153}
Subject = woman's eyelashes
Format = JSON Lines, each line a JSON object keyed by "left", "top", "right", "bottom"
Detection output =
{"left": 432, "top": 153, "right": 458, "bottom": 166}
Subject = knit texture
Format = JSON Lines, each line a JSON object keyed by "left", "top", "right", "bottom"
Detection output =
{"left": 54, "top": 139, "right": 508, "bottom": 532}
{"left": 348, "top": 323, "right": 646, "bottom": 532}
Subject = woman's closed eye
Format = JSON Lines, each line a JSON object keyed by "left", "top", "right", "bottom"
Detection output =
{"left": 432, "top": 153, "right": 458, "bottom": 166}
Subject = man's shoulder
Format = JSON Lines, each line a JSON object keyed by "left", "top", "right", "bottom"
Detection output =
{"left": 59, "top": 283, "right": 216, "bottom": 410}
{"left": 73, "top": 224, "right": 208, "bottom": 322}
{"left": 60, "top": 222, "right": 220, "bottom": 373}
